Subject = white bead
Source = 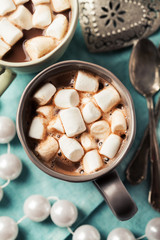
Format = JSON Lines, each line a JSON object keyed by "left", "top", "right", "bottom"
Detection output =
{"left": 0, "top": 117, "right": 16, "bottom": 144}
{"left": 0, "top": 153, "right": 22, "bottom": 180}
{"left": 0, "top": 216, "right": 18, "bottom": 240}
{"left": 145, "top": 218, "right": 160, "bottom": 240}
{"left": 24, "top": 195, "right": 51, "bottom": 222}
{"left": 0, "top": 188, "right": 3, "bottom": 201}
{"left": 73, "top": 225, "right": 100, "bottom": 240}
{"left": 107, "top": 228, "right": 136, "bottom": 240}
{"left": 50, "top": 200, "right": 78, "bottom": 227}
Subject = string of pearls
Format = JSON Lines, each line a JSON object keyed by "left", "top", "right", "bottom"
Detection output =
{"left": 0, "top": 193, "right": 160, "bottom": 240}
{"left": 0, "top": 116, "right": 22, "bottom": 202}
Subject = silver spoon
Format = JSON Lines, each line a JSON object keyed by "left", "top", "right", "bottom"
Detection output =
{"left": 126, "top": 43, "right": 160, "bottom": 184}
{"left": 129, "top": 38, "right": 160, "bottom": 211}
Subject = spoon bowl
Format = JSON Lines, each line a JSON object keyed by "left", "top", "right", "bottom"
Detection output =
{"left": 130, "top": 39, "right": 160, "bottom": 97}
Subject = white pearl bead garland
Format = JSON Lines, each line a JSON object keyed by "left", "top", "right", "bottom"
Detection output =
{"left": 0, "top": 116, "right": 22, "bottom": 202}
{"left": 0, "top": 195, "right": 79, "bottom": 240}
{"left": 24, "top": 195, "right": 51, "bottom": 222}
{"left": 0, "top": 117, "right": 16, "bottom": 144}
{"left": 73, "top": 225, "right": 101, "bottom": 240}
{"left": 107, "top": 228, "right": 136, "bottom": 240}
{"left": 50, "top": 200, "right": 78, "bottom": 227}
{"left": 0, "top": 192, "right": 159, "bottom": 240}
{"left": 145, "top": 218, "right": 160, "bottom": 240}
{"left": 0, "top": 153, "right": 22, "bottom": 180}
{"left": 0, "top": 217, "right": 18, "bottom": 240}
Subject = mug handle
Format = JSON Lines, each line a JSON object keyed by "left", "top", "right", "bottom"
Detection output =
{"left": 94, "top": 170, "right": 138, "bottom": 221}
{"left": 0, "top": 67, "right": 16, "bottom": 96}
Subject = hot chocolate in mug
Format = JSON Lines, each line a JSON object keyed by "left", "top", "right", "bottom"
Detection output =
{"left": 17, "top": 60, "right": 137, "bottom": 220}
{"left": 0, "top": 0, "right": 78, "bottom": 96}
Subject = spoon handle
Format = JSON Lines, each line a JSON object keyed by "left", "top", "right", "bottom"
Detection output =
{"left": 147, "top": 96, "right": 160, "bottom": 212}
{"left": 126, "top": 97, "right": 160, "bottom": 184}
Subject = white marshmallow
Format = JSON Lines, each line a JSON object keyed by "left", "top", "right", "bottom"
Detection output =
{"left": 94, "top": 86, "right": 120, "bottom": 112}
{"left": 100, "top": 134, "right": 122, "bottom": 159}
{"left": 33, "top": 83, "right": 56, "bottom": 106}
{"left": 60, "top": 107, "right": 86, "bottom": 137}
{"left": 0, "top": 18, "right": 23, "bottom": 46}
{"left": 29, "top": 117, "right": 46, "bottom": 140}
{"left": 111, "top": 109, "right": 127, "bottom": 134}
{"left": 24, "top": 36, "right": 57, "bottom": 60}
{"left": 59, "top": 135, "right": 84, "bottom": 162}
{"left": 32, "top": 5, "right": 52, "bottom": 29}
{"left": 14, "top": 0, "right": 29, "bottom": 5}
{"left": 36, "top": 106, "right": 53, "bottom": 120}
{"left": 81, "top": 97, "right": 90, "bottom": 104}
{"left": 75, "top": 71, "right": 99, "bottom": 93}
{"left": 83, "top": 150, "right": 103, "bottom": 174}
{"left": 32, "top": 0, "right": 50, "bottom": 5}
{"left": 51, "top": 0, "right": 71, "bottom": 12}
{"left": 80, "top": 133, "right": 97, "bottom": 151}
{"left": 54, "top": 89, "right": 79, "bottom": 108}
{"left": 35, "top": 136, "right": 58, "bottom": 161}
{"left": 0, "top": 0, "right": 16, "bottom": 16}
{"left": 47, "top": 117, "right": 65, "bottom": 133}
{"left": 90, "top": 120, "right": 110, "bottom": 140}
{"left": 0, "top": 39, "right": 11, "bottom": 59}
{"left": 9, "top": 5, "right": 32, "bottom": 30}
{"left": 82, "top": 102, "right": 101, "bottom": 123}
{"left": 45, "top": 14, "right": 68, "bottom": 40}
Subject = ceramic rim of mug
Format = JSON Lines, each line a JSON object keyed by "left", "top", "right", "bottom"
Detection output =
{"left": 0, "top": 0, "right": 78, "bottom": 68}
{"left": 16, "top": 60, "right": 136, "bottom": 182}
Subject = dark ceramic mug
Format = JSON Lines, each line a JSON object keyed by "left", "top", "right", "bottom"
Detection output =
{"left": 16, "top": 60, "right": 137, "bottom": 220}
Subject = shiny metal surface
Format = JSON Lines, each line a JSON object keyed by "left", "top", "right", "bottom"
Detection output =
{"left": 78, "top": 0, "right": 160, "bottom": 52}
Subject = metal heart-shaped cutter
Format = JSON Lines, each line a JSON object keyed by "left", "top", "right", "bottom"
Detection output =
{"left": 78, "top": 0, "right": 160, "bottom": 52}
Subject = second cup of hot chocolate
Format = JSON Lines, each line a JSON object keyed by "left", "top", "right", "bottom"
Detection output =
{"left": 0, "top": 0, "right": 78, "bottom": 96}
{"left": 17, "top": 60, "right": 137, "bottom": 221}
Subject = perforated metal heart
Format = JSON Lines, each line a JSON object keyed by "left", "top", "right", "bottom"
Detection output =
{"left": 79, "top": 0, "right": 160, "bottom": 52}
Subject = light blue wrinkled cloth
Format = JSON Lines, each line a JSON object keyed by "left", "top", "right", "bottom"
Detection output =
{"left": 0, "top": 23, "right": 160, "bottom": 240}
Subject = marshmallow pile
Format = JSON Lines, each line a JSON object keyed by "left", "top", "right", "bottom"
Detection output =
{"left": 29, "top": 70, "right": 128, "bottom": 175}
{"left": 0, "top": 0, "right": 71, "bottom": 60}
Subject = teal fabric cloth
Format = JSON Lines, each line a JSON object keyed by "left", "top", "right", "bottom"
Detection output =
{"left": 0, "top": 22, "right": 160, "bottom": 240}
